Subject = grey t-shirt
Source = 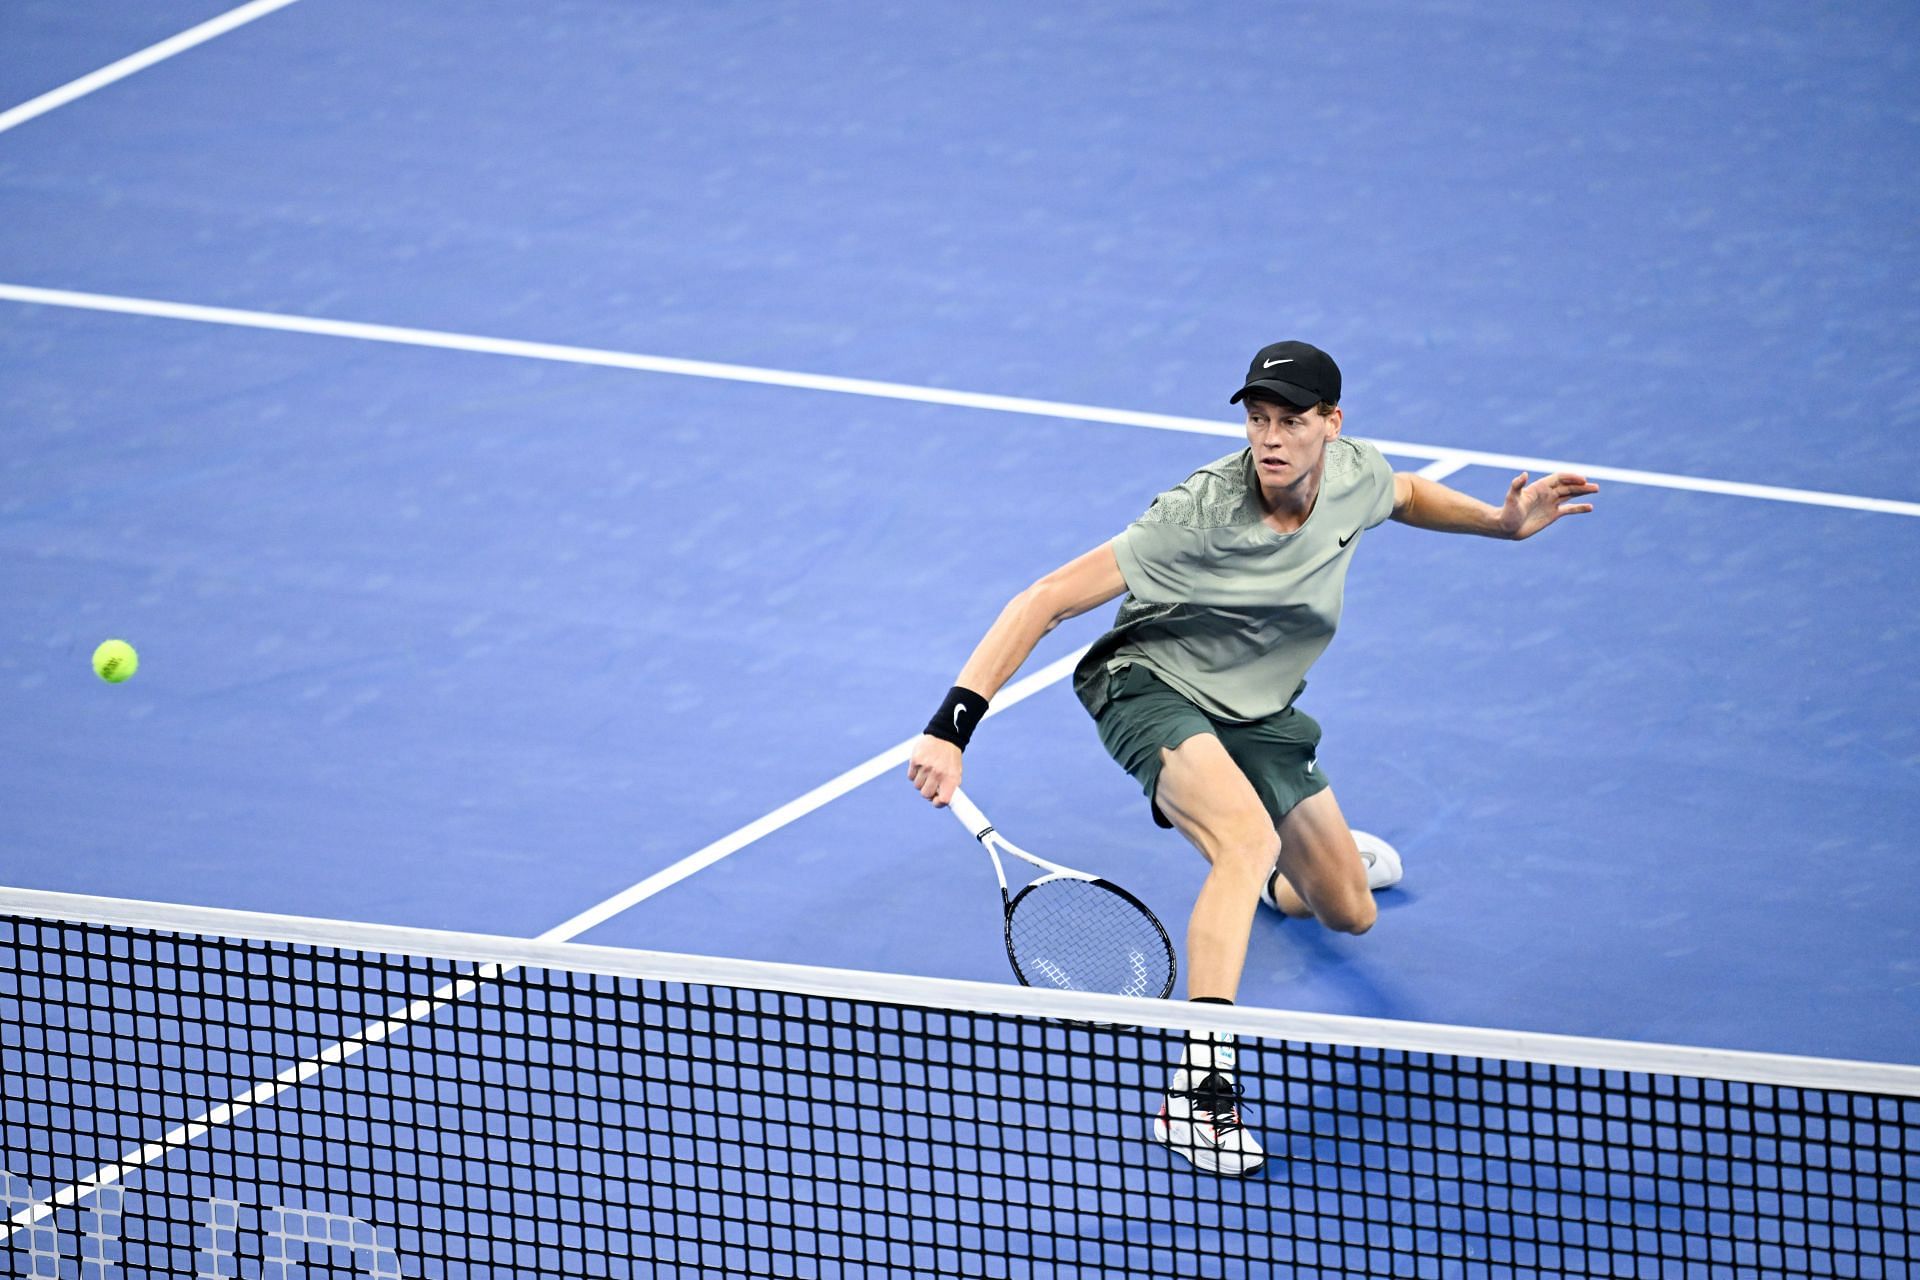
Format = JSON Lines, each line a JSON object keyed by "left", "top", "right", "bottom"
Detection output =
{"left": 1072, "top": 438, "right": 1397, "bottom": 723}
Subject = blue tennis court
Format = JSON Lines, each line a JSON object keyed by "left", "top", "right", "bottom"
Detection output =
{"left": 3, "top": 2, "right": 1917, "bottom": 1275}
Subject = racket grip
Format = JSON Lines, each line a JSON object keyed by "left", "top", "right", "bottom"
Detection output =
{"left": 946, "top": 789, "right": 994, "bottom": 841}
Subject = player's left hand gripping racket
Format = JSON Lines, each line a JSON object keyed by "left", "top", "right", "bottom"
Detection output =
{"left": 946, "top": 789, "right": 1176, "bottom": 999}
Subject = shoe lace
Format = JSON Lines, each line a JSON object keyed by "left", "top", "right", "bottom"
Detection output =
{"left": 1177, "top": 1071, "right": 1247, "bottom": 1136}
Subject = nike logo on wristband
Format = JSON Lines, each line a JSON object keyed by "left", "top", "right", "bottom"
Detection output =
{"left": 953, "top": 704, "right": 967, "bottom": 730}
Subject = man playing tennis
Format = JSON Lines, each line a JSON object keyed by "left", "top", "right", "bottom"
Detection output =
{"left": 907, "top": 340, "right": 1597, "bottom": 1175}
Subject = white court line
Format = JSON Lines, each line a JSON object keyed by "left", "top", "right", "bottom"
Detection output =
{"left": 2, "top": 281, "right": 1918, "bottom": 518}
{"left": 1415, "top": 456, "right": 1471, "bottom": 483}
{"left": 0, "top": 0, "right": 302, "bottom": 138}
{"left": 537, "top": 643, "right": 1091, "bottom": 941}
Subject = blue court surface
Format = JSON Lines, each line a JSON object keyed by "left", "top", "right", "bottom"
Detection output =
{"left": 3, "top": 7, "right": 1918, "bottom": 1267}
{"left": 5, "top": 0, "right": 1918, "bottom": 1057}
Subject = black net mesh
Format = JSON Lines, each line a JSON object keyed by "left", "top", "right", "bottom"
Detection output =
{"left": 3, "top": 909, "right": 1915, "bottom": 1278}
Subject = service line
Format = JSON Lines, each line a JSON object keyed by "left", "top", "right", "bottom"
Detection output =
{"left": 2, "top": 281, "right": 1916, "bottom": 518}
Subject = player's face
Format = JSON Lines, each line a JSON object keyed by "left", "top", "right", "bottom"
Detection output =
{"left": 1244, "top": 398, "right": 1342, "bottom": 490}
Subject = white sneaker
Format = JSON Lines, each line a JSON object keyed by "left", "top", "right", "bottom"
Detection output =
{"left": 1352, "top": 829, "right": 1403, "bottom": 891}
{"left": 1152, "top": 1032, "right": 1265, "bottom": 1176}
{"left": 1258, "top": 866, "right": 1287, "bottom": 913}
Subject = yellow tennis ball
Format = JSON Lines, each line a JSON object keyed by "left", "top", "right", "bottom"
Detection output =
{"left": 93, "top": 639, "right": 139, "bottom": 684}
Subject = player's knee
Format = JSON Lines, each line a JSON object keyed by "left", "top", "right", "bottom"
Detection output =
{"left": 1213, "top": 831, "right": 1281, "bottom": 887}
{"left": 1318, "top": 894, "right": 1376, "bottom": 936}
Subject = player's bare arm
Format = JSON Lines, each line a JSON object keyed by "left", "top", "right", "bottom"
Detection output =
{"left": 1391, "top": 469, "right": 1598, "bottom": 539}
{"left": 907, "top": 543, "right": 1128, "bottom": 807}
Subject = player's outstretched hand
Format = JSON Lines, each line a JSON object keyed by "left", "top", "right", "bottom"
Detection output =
{"left": 1499, "top": 471, "right": 1598, "bottom": 540}
{"left": 907, "top": 735, "right": 963, "bottom": 808}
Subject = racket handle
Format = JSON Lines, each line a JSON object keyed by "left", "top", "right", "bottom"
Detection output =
{"left": 946, "top": 789, "right": 994, "bottom": 841}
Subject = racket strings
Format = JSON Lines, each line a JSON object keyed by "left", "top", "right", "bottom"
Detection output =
{"left": 1007, "top": 878, "right": 1174, "bottom": 999}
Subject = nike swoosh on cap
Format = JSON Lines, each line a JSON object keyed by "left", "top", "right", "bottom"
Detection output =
{"left": 1262, "top": 357, "right": 1294, "bottom": 368}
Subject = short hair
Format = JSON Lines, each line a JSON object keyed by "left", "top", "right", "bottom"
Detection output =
{"left": 1246, "top": 395, "right": 1338, "bottom": 418}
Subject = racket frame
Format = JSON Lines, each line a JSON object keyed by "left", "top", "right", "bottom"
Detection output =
{"left": 947, "top": 789, "right": 1176, "bottom": 999}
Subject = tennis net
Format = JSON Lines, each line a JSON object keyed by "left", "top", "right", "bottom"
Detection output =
{"left": 3, "top": 885, "right": 1915, "bottom": 1279}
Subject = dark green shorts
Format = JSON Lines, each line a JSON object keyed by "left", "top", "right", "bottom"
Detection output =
{"left": 1091, "top": 663, "right": 1328, "bottom": 830}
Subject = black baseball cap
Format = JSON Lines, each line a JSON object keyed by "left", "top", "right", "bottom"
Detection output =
{"left": 1229, "top": 340, "right": 1341, "bottom": 408}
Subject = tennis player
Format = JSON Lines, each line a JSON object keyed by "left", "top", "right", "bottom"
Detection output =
{"left": 908, "top": 340, "right": 1597, "bottom": 1175}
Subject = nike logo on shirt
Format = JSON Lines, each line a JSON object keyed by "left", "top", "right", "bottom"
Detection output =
{"left": 1338, "top": 530, "right": 1358, "bottom": 547}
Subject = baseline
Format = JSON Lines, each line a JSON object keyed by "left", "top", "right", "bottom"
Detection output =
{"left": 0, "top": 0, "right": 302, "bottom": 138}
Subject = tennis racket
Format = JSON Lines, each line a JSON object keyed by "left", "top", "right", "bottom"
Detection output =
{"left": 946, "top": 788, "right": 1176, "bottom": 999}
